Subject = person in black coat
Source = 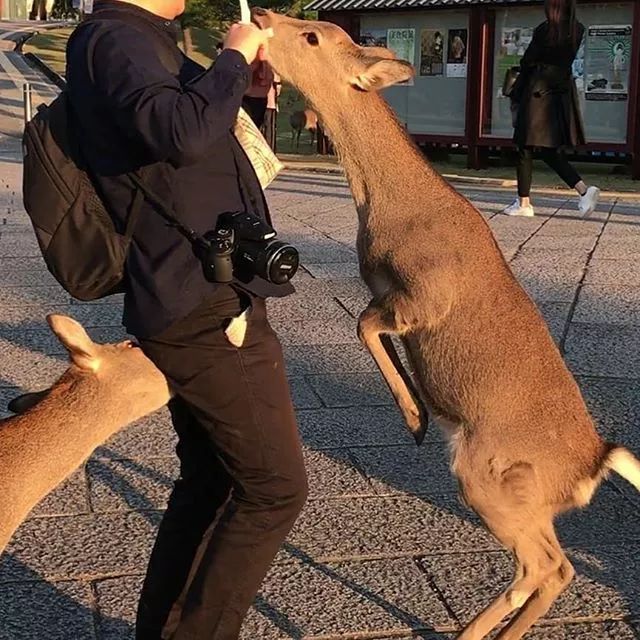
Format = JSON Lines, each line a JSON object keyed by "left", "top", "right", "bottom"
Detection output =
{"left": 504, "top": 0, "right": 600, "bottom": 217}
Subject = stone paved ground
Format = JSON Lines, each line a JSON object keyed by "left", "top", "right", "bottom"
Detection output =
{"left": 1, "top": 51, "right": 640, "bottom": 640}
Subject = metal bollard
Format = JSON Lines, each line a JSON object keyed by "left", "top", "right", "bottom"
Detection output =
{"left": 23, "top": 83, "right": 33, "bottom": 124}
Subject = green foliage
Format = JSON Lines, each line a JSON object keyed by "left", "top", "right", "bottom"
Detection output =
{"left": 181, "top": 0, "right": 239, "bottom": 30}
{"left": 181, "top": 0, "right": 314, "bottom": 29}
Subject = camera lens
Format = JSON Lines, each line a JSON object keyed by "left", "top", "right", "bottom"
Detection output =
{"left": 237, "top": 240, "right": 299, "bottom": 284}
{"left": 264, "top": 242, "right": 299, "bottom": 284}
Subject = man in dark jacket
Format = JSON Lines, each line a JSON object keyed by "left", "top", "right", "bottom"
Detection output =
{"left": 66, "top": 1, "right": 308, "bottom": 638}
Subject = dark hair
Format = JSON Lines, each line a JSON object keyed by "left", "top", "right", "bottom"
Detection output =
{"left": 545, "top": 0, "right": 578, "bottom": 46}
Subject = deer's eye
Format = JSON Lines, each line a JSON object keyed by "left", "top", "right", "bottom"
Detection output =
{"left": 303, "top": 32, "right": 319, "bottom": 46}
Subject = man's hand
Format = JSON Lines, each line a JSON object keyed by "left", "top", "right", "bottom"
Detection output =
{"left": 224, "top": 23, "right": 273, "bottom": 65}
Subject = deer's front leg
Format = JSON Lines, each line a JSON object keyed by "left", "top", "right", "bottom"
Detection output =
{"left": 358, "top": 303, "right": 428, "bottom": 445}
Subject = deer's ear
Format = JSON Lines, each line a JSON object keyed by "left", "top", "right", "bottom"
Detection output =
{"left": 47, "top": 314, "right": 100, "bottom": 372}
{"left": 351, "top": 58, "right": 415, "bottom": 91}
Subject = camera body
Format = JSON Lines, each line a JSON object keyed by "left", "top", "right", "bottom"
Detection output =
{"left": 198, "top": 211, "right": 299, "bottom": 285}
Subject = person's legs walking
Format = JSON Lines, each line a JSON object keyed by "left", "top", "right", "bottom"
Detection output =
{"left": 504, "top": 147, "right": 535, "bottom": 217}
{"left": 540, "top": 149, "right": 600, "bottom": 216}
{"left": 138, "top": 287, "right": 308, "bottom": 640}
{"left": 136, "top": 399, "right": 233, "bottom": 638}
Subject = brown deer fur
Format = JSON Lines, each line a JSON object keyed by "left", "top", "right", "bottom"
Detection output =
{"left": 0, "top": 315, "right": 170, "bottom": 553}
{"left": 252, "top": 9, "right": 640, "bottom": 639}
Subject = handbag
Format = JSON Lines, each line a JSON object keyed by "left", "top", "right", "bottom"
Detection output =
{"left": 502, "top": 66, "right": 521, "bottom": 98}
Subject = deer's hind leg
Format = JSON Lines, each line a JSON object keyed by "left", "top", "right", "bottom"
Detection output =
{"left": 458, "top": 517, "right": 565, "bottom": 640}
{"left": 495, "top": 530, "right": 574, "bottom": 640}
{"left": 357, "top": 299, "right": 428, "bottom": 444}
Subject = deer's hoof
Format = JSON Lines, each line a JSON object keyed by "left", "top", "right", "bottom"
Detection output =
{"left": 413, "top": 423, "right": 427, "bottom": 446}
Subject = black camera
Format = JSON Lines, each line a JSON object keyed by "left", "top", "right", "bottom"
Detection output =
{"left": 197, "top": 211, "right": 299, "bottom": 285}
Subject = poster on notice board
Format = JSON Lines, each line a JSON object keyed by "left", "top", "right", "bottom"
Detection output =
{"left": 359, "top": 28, "right": 387, "bottom": 48}
{"left": 496, "top": 27, "right": 533, "bottom": 97}
{"left": 446, "top": 29, "right": 468, "bottom": 78}
{"left": 585, "top": 25, "right": 632, "bottom": 101}
{"left": 419, "top": 29, "right": 444, "bottom": 76}
{"left": 387, "top": 28, "right": 416, "bottom": 86}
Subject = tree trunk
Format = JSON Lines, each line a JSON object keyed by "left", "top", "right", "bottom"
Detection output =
{"left": 182, "top": 26, "right": 194, "bottom": 57}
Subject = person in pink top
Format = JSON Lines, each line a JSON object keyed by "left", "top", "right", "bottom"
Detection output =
{"left": 242, "top": 59, "right": 274, "bottom": 128}
{"left": 262, "top": 70, "right": 281, "bottom": 150}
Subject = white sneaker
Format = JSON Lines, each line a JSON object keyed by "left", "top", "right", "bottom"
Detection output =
{"left": 503, "top": 200, "right": 535, "bottom": 217}
{"left": 579, "top": 186, "right": 600, "bottom": 217}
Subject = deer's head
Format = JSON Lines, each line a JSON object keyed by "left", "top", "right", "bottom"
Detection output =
{"left": 252, "top": 9, "right": 414, "bottom": 101}
{"left": 8, "top": 315, "right": 170, "bottom": 419}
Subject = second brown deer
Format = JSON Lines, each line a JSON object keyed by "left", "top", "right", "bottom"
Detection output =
{"left": 0, "top": 315, "right": 171, "bottom": 554}
{"left": 289, "top": 108, "right": 318, "bottom": 149}
{"left": 253, "top": 9, "right": 640, "bottom": 640}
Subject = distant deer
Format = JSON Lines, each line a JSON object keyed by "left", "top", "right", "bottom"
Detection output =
{"left": 252, "top": 9, "right": 640, "bottom": 640}
{"left": 289, "top": 108, "right": 318, "bottom": 149}
{"left": 0, "top": 315, "right": 171, "bottom": 554}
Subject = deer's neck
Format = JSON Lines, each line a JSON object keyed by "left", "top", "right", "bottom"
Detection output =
{"left": 316, "top": 91, "right": 444, "bottom": 228}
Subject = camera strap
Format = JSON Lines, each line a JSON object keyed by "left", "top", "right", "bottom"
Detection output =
{"left": 128, "top": 172, "right": 210, "bottom": 252}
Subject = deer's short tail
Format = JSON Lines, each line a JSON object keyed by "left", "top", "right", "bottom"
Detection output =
{"left": 604, "top": 446, "right": 640, "bottom": 491}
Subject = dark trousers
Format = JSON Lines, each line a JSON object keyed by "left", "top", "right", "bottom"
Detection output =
{"left": 517, "top": 147, "right": 582, "bottom": 197}
{"left": 242, "top": 97, "right": 268, "bottom": 129}
{"left": 135, "top": 286, "right": 307, "bottom": 640}
{"left": 262, "top": 108, "right": 277, "bottom": 151}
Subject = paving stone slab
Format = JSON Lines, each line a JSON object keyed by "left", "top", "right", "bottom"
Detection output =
{"left": 335, "top": 293, "right": 372, "bottom": 318}
{"left": 242, "top": 557, "right": 455, "bottom": 639}
{"left": 352, "top": 444, "right": 459, "bottom": 497}
{"left": 0, "top": 231, "right": 42, "bottom": 256}
{"left": 304, "top": 449, "right": 374, "bottom": 499}
{"left": 291, "top": 276, "right": 369, "bottom": 300}
{"left": 296, "top": 407, "right": 423, "bottom": 449}
{"left": 0, "top": 580, "right": 95, "bottom": 640}
{"left": 289, "top": 376, "right": 323, "bottom": 409}
{"left": 584, "top": 258, "right": 640, "bottom": 287}
{"left": 0, "top": 256, "right": 48, "bottom": 272}
{"left": 304, "top": 262, "right": 361, "bottom": 280}
{"left": 520, "top": 234, "right": 596, "bottom": 253}
{"left": 574, "top": 283, "right": 640, "bottom": 325}
{"left": 306, "top": 372, "right": 393, "bottom": 408}
{"left": 533, "top": 218, "right": 604, "bottom": 237}
{"left": 0, "top": 285, "right": 68, "bottom": 306}
{"left": 592, "top": 237, "right": 640, "bottom": 260}
{"left": 95, "top": 575, "right": 140, "bottom": 640}
{"left": 0, "top": 512, "right": 159, "bottom": 581}
{"left": 284, "top": 343, "right": 377, "bottom": 375}
{"left": 576, "top": 376, "right": 640, "bottom": 444}
{"left": 30, "top": 469, "right": 90, "bottom": 519}
{"left": 564, "top": 324, "right": 640, "bottom": 378}
{"left": 419, "top": 544, "right": 640, "bottom": 628}
{"left": 268, "top": 295, "right": 357, "bottom": 346}
{"left": 2, "top": 269, "right": 57, "bottom": 286}
{"left": 0, "top": 349, "right": 65, "bottom": 392}
{"left": 287, "top": 495, "right": 498, "bottom": 560}
{"left": 526, "top": 621, "right": 639, "bottom": 639}
{"left": 537, "top": 301, "right": 571, "bottom": 345}
{"left": 302, "top": 206, "right": 358, "bottom": 235}
{"left": 88, "top": 457, "right": 177, "bottom": 513}
{"left": 326, "top": 223, "right": 358, "bottom": 249}
{"left": 510, "top": 260, "right": 583, "bottom": 303}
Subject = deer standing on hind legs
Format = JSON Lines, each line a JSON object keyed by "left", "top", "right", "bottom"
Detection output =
{"left": 252, "top": 9, "right": 640, "bottom": 640}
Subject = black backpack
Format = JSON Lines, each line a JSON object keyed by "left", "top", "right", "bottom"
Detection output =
{"left": 22, "top": 18, "right": 186, "bottom": 301}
